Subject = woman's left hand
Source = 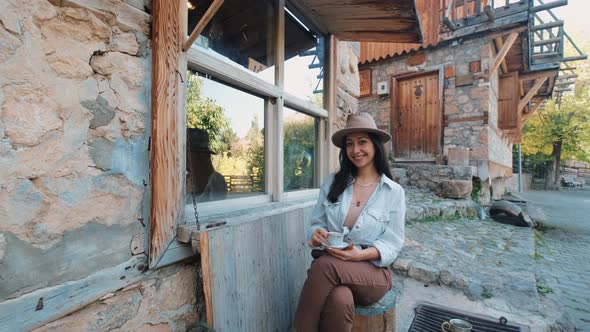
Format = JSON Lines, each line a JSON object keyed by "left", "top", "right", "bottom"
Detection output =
{"left": 325, "top": 244, "right": 363, "bottom": 261}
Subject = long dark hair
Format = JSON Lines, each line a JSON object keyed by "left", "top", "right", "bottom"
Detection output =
{"left": 327, "top": 132, "right": 393, "bottom": 203}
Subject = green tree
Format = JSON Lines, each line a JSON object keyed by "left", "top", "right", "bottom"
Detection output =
{"left": 521, "top": 31, "right": 590, "bottom": 188}
{"left": 245, "top": 115, "right": 264, "bottom": 190}
{"left": 284, "top": 117, "right": 315, "bottom": 190}
{"left": 186, "top": 71, "right": 231, "bottom": 153}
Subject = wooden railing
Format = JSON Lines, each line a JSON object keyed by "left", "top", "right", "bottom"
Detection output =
{"left": 441, "top": 0, "right": 525, "bottom": 31}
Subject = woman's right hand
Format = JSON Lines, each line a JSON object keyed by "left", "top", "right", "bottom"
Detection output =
{"left": 309, "top": 228, "right": 328, "bottom": 247}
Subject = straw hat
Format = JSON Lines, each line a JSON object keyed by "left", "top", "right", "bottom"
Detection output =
{"left": 331, "top": 113, "right": 391, "bottom": 147}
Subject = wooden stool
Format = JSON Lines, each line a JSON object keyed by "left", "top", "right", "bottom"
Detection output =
{"left": 352, "top": 285, "right": 397, "bottom": 332}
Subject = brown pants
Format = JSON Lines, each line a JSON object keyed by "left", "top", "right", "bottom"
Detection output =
{"left": 294, "top": 254, "right": 392, "bottom": 332}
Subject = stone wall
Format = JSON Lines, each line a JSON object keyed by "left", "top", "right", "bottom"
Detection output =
{"left": 0, "top": 0, "right": 201, "bottom": 329}
{"left": 358, "top": 38, "right": 514, "bottom": 173}
{"left": 391, "top": 163, "right": 473, "bottom": 197}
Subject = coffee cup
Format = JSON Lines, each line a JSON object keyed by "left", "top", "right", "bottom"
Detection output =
{"left": 441, "top": 319, "right": 472, "bottom": 332}
{"left": 326, "top": 232, "right": 344, "bottom": 246}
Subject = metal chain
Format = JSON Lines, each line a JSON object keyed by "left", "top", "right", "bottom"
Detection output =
{"left": 186, "top": 130, "right": 200, "bottom": 231}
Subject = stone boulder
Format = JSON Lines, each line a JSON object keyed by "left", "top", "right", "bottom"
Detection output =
{"left": 440, "top": 179, "right": 472, "bottom": 199}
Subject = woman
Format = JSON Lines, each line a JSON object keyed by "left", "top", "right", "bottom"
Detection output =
{"left": 294, "top": 113, "right": 406, "bottom": 332}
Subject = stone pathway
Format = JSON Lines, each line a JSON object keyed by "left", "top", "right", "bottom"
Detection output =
{"left": 522, "top": 189, "right": 590, "bottom": 331}
{"left": 395, "top": 189, "right": 574, "bottom": 330}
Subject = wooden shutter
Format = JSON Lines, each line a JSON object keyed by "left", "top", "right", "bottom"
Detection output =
{"left": 149, "top": 0, "right": 187, "bottom": 268}
{"left": 498, "top": 72, "right": 520, "bottom": 130}
{"left": 359, "top": 69, "right": 371, "bottom": 97}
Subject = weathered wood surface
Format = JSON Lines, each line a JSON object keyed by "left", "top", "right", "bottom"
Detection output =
{"left": 498, "top": 72, "right": 519, "bottom": 130}
{"left": 149, "top": 0, "right": 187, "bottom": 268}
{"left": 488, "top": 32, "right": 518, "bottom": 79}
{"left": 290, "top": 0, "right": 422, "bottom": 43}
{"left": 201, "top": 207, "right": 313, "bottom": 331}
{"left": 358, "top": 0, "right": 441, "bottom": 63}
{"left": 0, "top": 256, "right": 151, "bottom": 331}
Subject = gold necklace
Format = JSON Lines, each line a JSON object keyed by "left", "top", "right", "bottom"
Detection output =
{"left": 353, "top": 175, "right": 379, "bottom": 206}
{"left": 354, "top": 175, "right": 380, "bottom": 187}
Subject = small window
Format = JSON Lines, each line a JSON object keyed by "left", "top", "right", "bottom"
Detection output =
{"left": 284, "top": 8, "right": 324, "bottom": 105}
{"left": 186, "top": 71, "right": 265, "bottom": 206}
{"left": 187, "top": 0, "right": 276, "bottom": 84}
{"left": 283, "top": 107, "right": 317, "bottom": 192}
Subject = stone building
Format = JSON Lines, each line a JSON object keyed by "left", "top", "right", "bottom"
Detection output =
{"left": 356, "top": 0, "right": 582, "bottom": 203}
{"left": 0, "top": 0, "right": 425, "bottom": 330}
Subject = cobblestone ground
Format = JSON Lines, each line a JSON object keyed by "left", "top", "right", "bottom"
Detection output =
{"left": 521, "top": 189, "right": 590, "bottom": 331}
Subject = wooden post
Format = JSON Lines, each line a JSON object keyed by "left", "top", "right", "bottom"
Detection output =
{"left": 149, "top": 0, "right": 187, "bottom": 268}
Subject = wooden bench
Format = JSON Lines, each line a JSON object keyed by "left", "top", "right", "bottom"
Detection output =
{"left": 352, "top": 283, "right": 399, "bottom": 332}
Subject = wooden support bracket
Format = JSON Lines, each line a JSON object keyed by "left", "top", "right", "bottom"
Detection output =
{"left": 521, "top": 100, "right": 545, "bottom": 129}
{"left": 488, "top": 32, "right": 518, "bottom": 79}
{"left": 183, "top": 0, "right": 224, "bottom": 52}
{"left": 518, "top": 77, "right": 547, "bottom": 113}
{"left": 494, "top": 37, "right": 509, "bottom": 75}
{"left": 177, "top": 221, "right": 227, "bottom": 254}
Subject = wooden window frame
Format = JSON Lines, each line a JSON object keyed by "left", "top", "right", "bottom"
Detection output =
{"left": 150, "top": 0, "right": 335, "bottom": 268}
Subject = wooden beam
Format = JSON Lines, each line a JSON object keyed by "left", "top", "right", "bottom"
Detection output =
{"left": 520, "top": 81, "right": 524, "bottom": 97}
{"left": 519, "top": 69, "right": 558, "bottom": 82}
{"left": 530, "top": 0, "right": 568, "bottom": 13}
{"left": 518, "top": 77, "right": 547, "bottom": 112}
{"left": 183, "top": 0, "right": 224, "bottom": 52}
{"left": 335, "top": 31, "right": 421, "bottom": 43}
{"left": 521, "top": 100, "right": 544, "bottom": 128}
{"left": 494, "top": 37, "right": 509, "bottom": 74}
{"left": 488, "top": 32, "right": 518, "bottom": 78}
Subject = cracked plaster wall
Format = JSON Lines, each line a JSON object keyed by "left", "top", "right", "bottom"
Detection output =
{"left": 0, "top": 0, "right": 200, "bottom": 330}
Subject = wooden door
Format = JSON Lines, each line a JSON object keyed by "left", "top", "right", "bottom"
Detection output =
{"left": 392, "top": 72, "right": 440, "bottom": 160}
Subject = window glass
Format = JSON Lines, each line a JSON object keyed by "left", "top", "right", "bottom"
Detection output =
{"left": 187, "top": 0, "right": 276, "bottom": 84}
{"left": 284, "top": 9, "right": 324, "bottom": 107}
{"left": 186, "top": 71, "right": 265, "bottom": 205}
{"left": 283, "top": 107, "right": 317, "bottom": 191}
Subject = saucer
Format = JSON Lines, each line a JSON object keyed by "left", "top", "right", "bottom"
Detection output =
{"left": 327, "top": 242, "right": 348, "bottom": 249}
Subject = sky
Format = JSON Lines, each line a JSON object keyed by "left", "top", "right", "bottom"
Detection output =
{"left": 550, "top": 0, "right": 590, "bottom": 35}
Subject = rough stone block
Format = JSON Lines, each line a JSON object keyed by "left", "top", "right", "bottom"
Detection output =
{"left": 447, "top": 148, "right": 470, "bottom": 166}
{"left": 441, "top": 180, "right": 472, "bottom": 199}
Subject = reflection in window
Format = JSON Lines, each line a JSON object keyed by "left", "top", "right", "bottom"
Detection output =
{"left": 284, "top": 108, "right": 317, "bottom": 191}
{"left": 284, "top": 9, "right": 324, "bottom": 106}
{"left": 187, "top": 0, "right": 276, "bottom": 84}
{"left": 186, "top": 71, "right": 265, "bottom": 204}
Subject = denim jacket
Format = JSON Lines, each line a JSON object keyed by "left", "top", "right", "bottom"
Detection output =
{"left": 308, "top": 173, "right": 406, "bottom": 267}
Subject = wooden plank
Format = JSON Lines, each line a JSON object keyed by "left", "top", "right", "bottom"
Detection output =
{"left": 149, "top": 0, "right": 187, "bottom": 268}
{"left": 488, "top": 32, "right": 518, "bottom": 78}
{"left": 200, "top": 232, "right": 213, "bottom": 326}
{"left": 183, "top": 0, "right": 223, "bottom": 51}
{"left": 518, "top": 77, "right": 547, "bottom": 112}
{"left": 0, "top": 256, "right": 150, "bottom": 331}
